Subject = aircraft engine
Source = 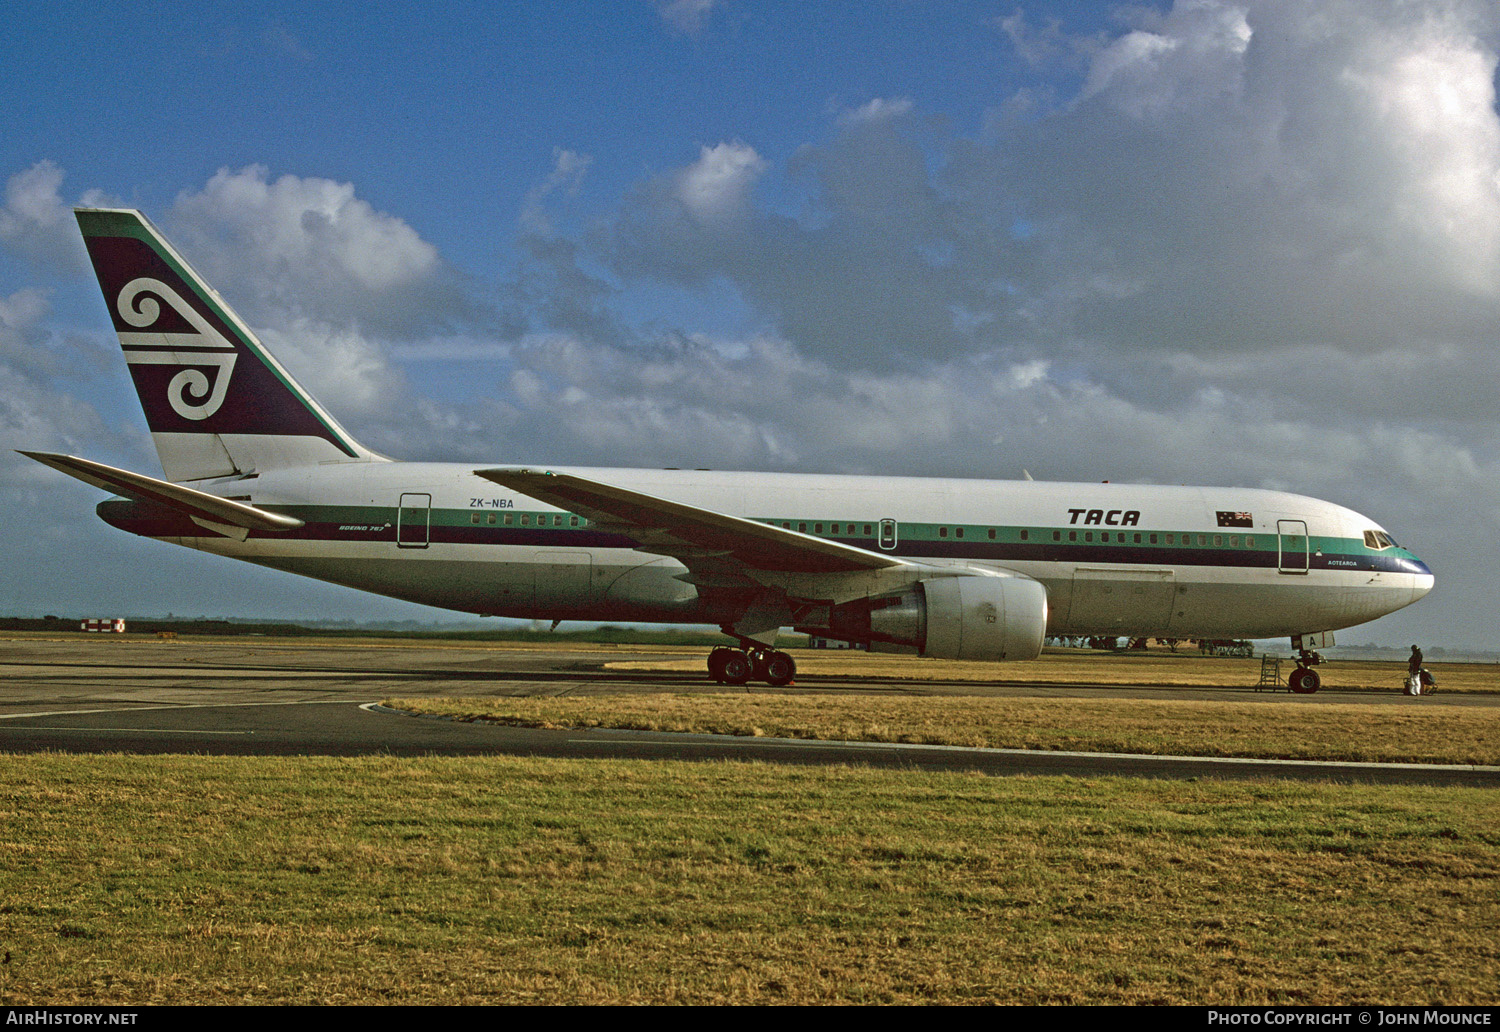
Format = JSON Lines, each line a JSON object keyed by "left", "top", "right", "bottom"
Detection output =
{"left": 809, "top": 573, "right": 1048, "bottom": 662}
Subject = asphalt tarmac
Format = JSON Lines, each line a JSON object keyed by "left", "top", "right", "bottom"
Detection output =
{"left": 2, "top": 635, "right": 1496, "bottom": 786}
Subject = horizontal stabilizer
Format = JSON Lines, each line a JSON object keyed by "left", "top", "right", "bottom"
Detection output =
{"left": 19, "top": 451, "right": 303, "bottom": 532}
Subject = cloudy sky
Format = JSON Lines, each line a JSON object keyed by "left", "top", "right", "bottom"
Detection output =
{"left": 3, "top": 0, "right": 1497, "bottom": 647}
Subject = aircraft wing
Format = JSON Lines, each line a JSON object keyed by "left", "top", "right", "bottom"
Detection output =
{"left": 19, "top": 451, "right": 304, "bottom": 534}
{"left": 474, "top": 467, "right": 909, "bottom": 576}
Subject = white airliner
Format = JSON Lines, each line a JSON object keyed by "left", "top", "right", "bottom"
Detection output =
{"left": 23, "top": 209, "right": 1433, "bottom": 692}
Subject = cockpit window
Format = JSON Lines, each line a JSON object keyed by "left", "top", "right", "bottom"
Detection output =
{"left": 1363, "top": 530, "right": 1397, "bottom": 550}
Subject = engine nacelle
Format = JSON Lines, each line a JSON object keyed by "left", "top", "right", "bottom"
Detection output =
{"left": 811, "top": 573, "right": 1048, "bottom": 662}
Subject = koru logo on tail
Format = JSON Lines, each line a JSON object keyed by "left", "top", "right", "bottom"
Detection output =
{"left": 116, "top": 277, "right": 238, "bottom": 421}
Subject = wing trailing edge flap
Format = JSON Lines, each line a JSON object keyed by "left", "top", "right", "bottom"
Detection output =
{"left": 19, "top": 451, "right": 304, "bottom": 538}
{"left": 474, "top": 467, "right": 922, "bottom": 603}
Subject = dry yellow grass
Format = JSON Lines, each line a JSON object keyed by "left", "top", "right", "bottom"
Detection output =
{"left": 388, "top": 693, "right": 1500, "bottom": 765}
{"left": 608, "top": 650, "right": 1498, "bottom": 692}
{"left": 2, "top": 754, "right": 1495, "bottom": 1005}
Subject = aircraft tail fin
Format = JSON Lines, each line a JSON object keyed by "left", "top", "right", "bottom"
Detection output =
{"left": 74, "top": 208, "right": 384, "bottom": 482}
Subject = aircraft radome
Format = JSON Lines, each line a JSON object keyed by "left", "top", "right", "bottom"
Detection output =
{"left": 23, "top": 209, "right": 1434, "bottom": 692}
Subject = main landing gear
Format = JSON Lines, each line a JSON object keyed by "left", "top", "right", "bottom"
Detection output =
{"left": 1288, "top": 641, "right": 1324, "bottom": 694}
{"left": 707, "top": 645, "right": 796, "bottom": 687}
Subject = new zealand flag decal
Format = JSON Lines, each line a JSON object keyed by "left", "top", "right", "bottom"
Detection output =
{"left": 1216, "top": 511, "right": 1254, "bottom": 528}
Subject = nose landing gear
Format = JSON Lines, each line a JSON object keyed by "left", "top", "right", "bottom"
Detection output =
{"left": 1288, "top": 663, "right": 1321, "bottom": 694}
{"left": 1288, "top": 634, "right": 1327, "bottom": 693}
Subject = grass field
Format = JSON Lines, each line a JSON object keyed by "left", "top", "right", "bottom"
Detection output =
{"left": 5, "top": 640, "right": 1496, "bottom": 1004}
{"left": 609, "top": 648, "right": 1500, "bottom": 692}
{"left": 1, "top": 754, "right": 1496, "bottom": 1005}
{"left": 387, "top": 693, "right": 1500, "bottom": 766}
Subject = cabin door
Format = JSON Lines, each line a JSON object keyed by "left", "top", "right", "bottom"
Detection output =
{"left": 1277, "top": 520, "right": 1309, "bottom": 574}
{"left": 397, "top": 493, "right": 432, "bottom": 549}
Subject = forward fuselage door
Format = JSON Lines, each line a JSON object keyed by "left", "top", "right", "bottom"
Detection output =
{"left": 397, "top": 493, "right": 432, "bottom": 549}
{"left": 1277, "top": 519, "right": 1309, "bottom": 574}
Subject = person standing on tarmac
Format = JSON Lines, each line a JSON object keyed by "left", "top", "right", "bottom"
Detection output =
{"left": 1408, "top": 645, "right": 1424, "bottom": 695}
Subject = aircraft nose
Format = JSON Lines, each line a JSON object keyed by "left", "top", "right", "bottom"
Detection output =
{"left": 1405, "top": 555, "right": 1435, "bottom": 602}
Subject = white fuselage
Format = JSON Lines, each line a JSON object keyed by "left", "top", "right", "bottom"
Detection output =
{"left": 104, "top": 462, "right": 1434, "bottom": 641}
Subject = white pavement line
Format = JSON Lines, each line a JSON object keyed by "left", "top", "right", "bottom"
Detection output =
{"left": 0, "top": 699, "right": 362, "bottom": 721}
{"left": 8, "top": 726, "right": 252, "bottom": 735}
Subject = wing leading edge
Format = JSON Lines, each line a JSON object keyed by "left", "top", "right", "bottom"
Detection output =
{"left": 473, "top": 467, "right": 909, "bottom": 576}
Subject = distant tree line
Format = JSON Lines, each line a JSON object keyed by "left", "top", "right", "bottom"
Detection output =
{"left": 0, "top": 615, "right": 746, "bottom": 646}
{"left": 1045, "top": 635, "right": 1253, "bottom": 657}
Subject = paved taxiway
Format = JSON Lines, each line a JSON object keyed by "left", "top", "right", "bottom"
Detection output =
{"left": 2, "top": 635, "right": 1496, "bottom": 786}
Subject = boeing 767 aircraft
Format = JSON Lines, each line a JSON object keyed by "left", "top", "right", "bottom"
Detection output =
{"left": 22, "top": 209, "right": 1434, "bottom": 692}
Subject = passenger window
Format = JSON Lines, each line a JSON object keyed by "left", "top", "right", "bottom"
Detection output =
{"left": 488, "top": 513, "right": 497, "bottom": 525}
{"left": 956, "top": 527, "right": 964, "bottom": 539}
{"left": 939, "top": 527, "right": 948, "bottom": 538}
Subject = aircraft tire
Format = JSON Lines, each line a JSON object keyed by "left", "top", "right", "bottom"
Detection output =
{"left": 1289, "top": 668, "right": 1320, "bottom": 694}
{"left": 719, "top": 650, "right": 753, "bottom": 686}
{"left": 758, "top": 650, "right": 796, "bottom": 687}
{"left": 707, "top": 647, "right": 739, "bottom": 684}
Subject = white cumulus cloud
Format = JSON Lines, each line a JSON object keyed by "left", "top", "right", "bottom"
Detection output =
{"left": 674, "top": 142, "right": 767, "bottom": 221}
{"left": 0, "top": 161, "right": 95, "bottom": 271}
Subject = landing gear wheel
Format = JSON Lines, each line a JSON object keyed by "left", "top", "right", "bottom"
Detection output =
{"left": 1289, "top": 667, "right": 1321, "bottom": 694}
{"left": 718, "top": 650, "right": 753, "bottom": 686}
{"left": 753, "top": 649, "right": 796, "bottom": 687}
{"left": 707, "top": 647, "right": 740, "bottom": 684}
